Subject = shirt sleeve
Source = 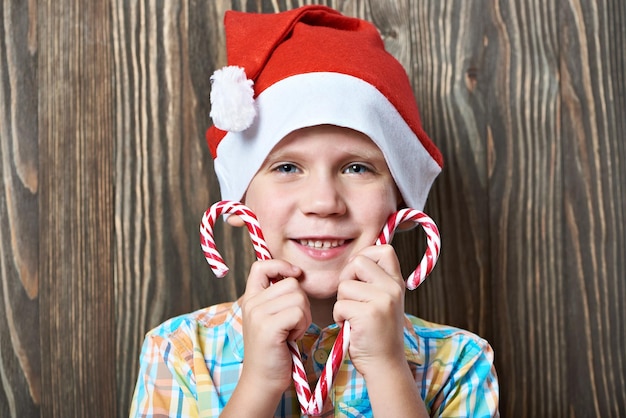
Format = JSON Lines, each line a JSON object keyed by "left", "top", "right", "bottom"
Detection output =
{"left": 129, "top": 332, "right": 203, "bottom": 418}
{"left": 431, "top": 338, "right": 500, "bottom": 418}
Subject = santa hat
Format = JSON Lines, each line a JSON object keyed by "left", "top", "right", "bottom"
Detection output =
{"left": 206, "top": 5, "right": 443, "bottom": 210}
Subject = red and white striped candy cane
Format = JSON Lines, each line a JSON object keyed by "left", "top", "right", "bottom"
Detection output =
{"left": 200, "top": 200, "right": 271, "bottom": 277}
{"left": 199, "top": 201, "right": 440, "bottom": 416}
{"left": 376, "top": 208, "right": 441, "bottom": 290}
{"left": 200, "top": 201, "right": 323, "bottom": 414}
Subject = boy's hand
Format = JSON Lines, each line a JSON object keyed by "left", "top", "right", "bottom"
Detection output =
{"left": 333, "top": 244, "right": 407, "bottom": 378}
{"left": 238, "top": 260, "right": 310, "bottom": 397}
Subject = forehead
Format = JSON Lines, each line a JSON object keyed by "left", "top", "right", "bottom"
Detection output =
{"left": 269, "top": 125, "right": 385, "bottom": 158}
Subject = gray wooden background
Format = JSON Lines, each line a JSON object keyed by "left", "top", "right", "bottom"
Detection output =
{"left": 1, "top": 0, "right": 624, "bottom": 417}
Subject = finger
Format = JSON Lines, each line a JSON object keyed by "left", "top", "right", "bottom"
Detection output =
{"left": 247, "top": 297, "right": 311, "bottom": 338}
{"left": 242, "top": 279, "right": 312, "bottom": 342}
{"left": 244, "top": 259, "right": 302, "bottom": 296}
{"left": 245, "top": 278, "right": 308, "bottom": 315}
{"left": 354, "top": 244, "right": 403, "bottom": 281}
{"left": 339, "top": 246, "right": 404, "bottom": 289}
{"left": 336, "top": 278, "right": 404, "bottom": 316}
{"left": 336, "top": 278, "right": 378, "bottom": 302}
{"left": 334, "top": 282, "right": 404, "bottom": 329}
{"left": 332, "top": 299, "right": 365, "bottom": 325}
{"left": 281, "top": 305, "right": 313, "bottom": 341}
{"left": 225, "top": 214, "right": 245, "bottom": 227}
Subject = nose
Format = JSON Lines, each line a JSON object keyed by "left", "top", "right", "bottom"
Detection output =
{"left": 300, "top": 173, "right": 347, "bottom": 217}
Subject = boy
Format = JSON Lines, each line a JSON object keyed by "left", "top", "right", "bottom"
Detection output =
{"left": 130, "top": 5, "right": 499, "bottom": 417}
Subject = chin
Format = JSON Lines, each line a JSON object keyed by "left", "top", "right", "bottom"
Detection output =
{"left": 299, "top": 272, "right": 339, "bottom": 300}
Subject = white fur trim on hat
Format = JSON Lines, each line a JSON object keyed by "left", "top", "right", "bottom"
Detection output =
{"left": 214, "top": 72, "right": 441, "bottom": 211}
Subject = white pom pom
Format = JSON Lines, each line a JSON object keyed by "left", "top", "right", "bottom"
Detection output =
{"left": 209, "top": 66, "right": 256, "bottom": 132}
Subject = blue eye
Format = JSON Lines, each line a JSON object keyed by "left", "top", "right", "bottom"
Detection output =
{"left": 344, "top": 163, "right": 370, "bottom": 174}
{"left": 275, "top": 163, "right": 299, "bottom": 173}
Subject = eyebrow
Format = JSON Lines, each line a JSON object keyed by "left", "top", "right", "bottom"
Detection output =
{"left": 268, "top": 145, "right": 383, "bottom": 162}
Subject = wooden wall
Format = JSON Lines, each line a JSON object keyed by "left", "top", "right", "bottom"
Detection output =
{"left": 1, "top": 0, "right": 624, "bottom": 416}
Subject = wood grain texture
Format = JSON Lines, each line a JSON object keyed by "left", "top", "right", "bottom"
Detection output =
{"left": 0, "top": 0, "right": 42, "bottom": 416}
{"left": 560, "top": 0, "right": 626, "bottom": 416}
{"left": 0, "top": 0, "right": 624, "bottom": 417}
{"left": 37, "top": 0, "right": 116, "bottom": 416}
{"left": 485, "top": 2, "right": 565, "bottom": 416}
{"left": 403, "top": 0, "right": 495, "bottom": 338}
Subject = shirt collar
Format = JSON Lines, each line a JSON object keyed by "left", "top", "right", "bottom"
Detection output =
{"left": 225, "top": 299, "right": 245, "bottom": 361}
{"left": 402, "top": 315, "right": 424, "bottom": 365}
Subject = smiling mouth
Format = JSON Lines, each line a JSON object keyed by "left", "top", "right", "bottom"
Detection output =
{"left": 297, "top": 239, "right": 346, "bottom": 249}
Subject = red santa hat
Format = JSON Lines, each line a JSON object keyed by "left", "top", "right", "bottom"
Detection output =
{"left": 206, "top": 5, "right": 443, "bottom": 210}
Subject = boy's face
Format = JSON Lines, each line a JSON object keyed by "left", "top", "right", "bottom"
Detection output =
{"left": 243, "top": 125, "right": 401, "bottom": 300}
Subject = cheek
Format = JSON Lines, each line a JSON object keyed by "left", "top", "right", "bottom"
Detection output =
{"left": 354, "top": 188, "right": 399, "bottom": 231}
{"left": 245, "top": 199, "right": 284, "bottom": 238}
{"left": 373, "top": 184, "right": 401, "bottom": 213}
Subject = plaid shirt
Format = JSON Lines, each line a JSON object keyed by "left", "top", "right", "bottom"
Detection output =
{"left": 130, "top": 300, "right": 499, "bottom": 417}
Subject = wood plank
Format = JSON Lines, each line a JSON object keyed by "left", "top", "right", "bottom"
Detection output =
{"left": 483, "top": 1, "right": 565, "bottom": 416}
{"left": 37, "top": 0, "right": 116, "bottom": 416}
{"left": 560, "top": 0, "right": 626, "bottom": 415}
{"left": 0, "top": 0, "right": 42, "bottom": 416}
{"left": 400, "top": 0, "right": 494, "bottom": 339}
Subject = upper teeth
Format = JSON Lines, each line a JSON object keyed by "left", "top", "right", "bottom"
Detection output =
{"left": 299, "top": 239, "right": 345, "bottom": 249}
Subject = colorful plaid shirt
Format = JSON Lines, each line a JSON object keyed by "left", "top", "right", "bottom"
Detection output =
{"left": 130, "top": 300, "right": 499, "bottom": 417}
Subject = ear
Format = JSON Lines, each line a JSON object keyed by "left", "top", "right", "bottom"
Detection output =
{"left": 226, "top": 214, "right": 246, "bottom": 228}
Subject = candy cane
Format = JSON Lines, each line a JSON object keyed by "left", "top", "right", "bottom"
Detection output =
{"left": 200, "top": 201, "right": 320, "bottom": 414}
{"left": 376, "top": 208, "right": 441, "bottom": 290}
{"left": 200, "top": 201, "right": 271, "bottom": 276}
{"left": 199, "top": 201, "right": 440, "bottom": 415}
